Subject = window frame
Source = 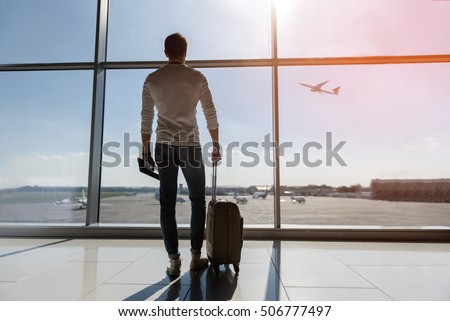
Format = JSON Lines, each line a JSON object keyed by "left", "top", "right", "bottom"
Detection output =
{"left": 1, "top": 0, "right": 449, "bottom": 242}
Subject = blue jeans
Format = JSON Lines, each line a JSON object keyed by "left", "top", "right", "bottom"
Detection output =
{"left": 155, "top": 143, "right": 206, "bottom": 256}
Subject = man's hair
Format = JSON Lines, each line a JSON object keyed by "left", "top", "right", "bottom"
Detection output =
{"left": 164, "top": 33, "right": 188, "bottom": 58}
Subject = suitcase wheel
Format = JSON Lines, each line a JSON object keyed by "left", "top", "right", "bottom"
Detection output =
{"left": 233, "top": 264, "right": 240, "bottom": 275}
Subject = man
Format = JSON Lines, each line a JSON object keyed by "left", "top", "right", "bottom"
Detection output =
{"left": 141, "top": 33, "right": 221, "bottom": 277}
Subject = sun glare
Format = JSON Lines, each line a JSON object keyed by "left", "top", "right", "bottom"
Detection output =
{"left": 273, "top": 0, "right": 294, "bottom": 21}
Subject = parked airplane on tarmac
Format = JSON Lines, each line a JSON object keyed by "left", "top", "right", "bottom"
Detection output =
{"left": 299, "top": 80, "right": 340, "bottom": 95}
{"left": 78, "top": 189, "right": 87, "bottom": 208}
{"left": 53, "top": 198, "right": 72, "bottom": 206}
{"left": 291, "top": 195, "right": 306, "bottom": 204}
{"left": 253, "top": 192, "right": 268, "bottom": 199}
{"left": 234, "top": 195, "right": 248, "bottom": 204}
{"left": 54, "top": 189, "right": 87, "bottom": 209}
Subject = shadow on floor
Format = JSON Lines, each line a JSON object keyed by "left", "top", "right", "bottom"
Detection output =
{"left": 123, "top": 265, "right": 238, "bottom": 301}
{"left": 124, "top": 241, "right": 284, "bottom": 301}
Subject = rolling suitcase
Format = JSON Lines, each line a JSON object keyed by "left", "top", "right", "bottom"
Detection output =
{"left": 206, "top": 163, "right": 244, "bottom": 275}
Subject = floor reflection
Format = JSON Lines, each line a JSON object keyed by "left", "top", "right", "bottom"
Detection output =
{"left": 123, "top": 264, "right": 239, "bottom": 301}
{"left": 266, "top": 240, "right": 282, "bottom": 301}
{"left": 188, "top": 265, "right": 238, "bottom": 301}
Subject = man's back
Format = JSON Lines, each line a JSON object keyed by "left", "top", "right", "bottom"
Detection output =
{"left": 142, "top": 63, "right": 217, "bottom": 146}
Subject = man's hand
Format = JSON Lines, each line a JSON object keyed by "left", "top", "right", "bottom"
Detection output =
{"left": 141, "top": 133, "right": 155, "bottom": 169}
{"left": 143, "top": 152, "right": 156, "bottom": 170}
{"left": 208, "top": 128, "right": 221, "bottom": 164}
{"left": 211, "top": 145, "right": 222, "bottom": 164}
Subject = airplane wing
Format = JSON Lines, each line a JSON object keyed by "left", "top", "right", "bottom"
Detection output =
{"left": 315, "top": 80, "right": 329, "bottom": 89}
{"left": 299, "top": 83, "right": 313, "bottom": 89}
{"left": 321, "top": 86, "right": 340, "bottom": 95}
{"left": 300, "top": 80, "right": 337, "bottom": 94}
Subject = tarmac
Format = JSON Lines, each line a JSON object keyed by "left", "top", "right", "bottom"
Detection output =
{"left": 1, "top": 194, "right": 449, "bottom": 227}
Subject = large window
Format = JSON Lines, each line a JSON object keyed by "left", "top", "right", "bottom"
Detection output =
{"left": 100, "top": 69, "right": 159, "bottom": 224}
{"left": 100, "top": 68, "right": 273, "bottom": 226}
{"left": 276, "top": 0, "right": 450, "bottom": 58}
{"left": 108, "top": 0, "right": 272, "bottom": 61}
{"left": 0, "top": 71, "right": 92, "bottom": 224}
{"left": 1, "top": 0, "right": 449, "bottom": 238}
{"left": 278, "top": 64, "right": 450, "bottom": 228}
{"left": 0, "top": 0, "right": 96, "bottom": 64}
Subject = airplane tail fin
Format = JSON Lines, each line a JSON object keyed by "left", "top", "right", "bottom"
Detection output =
{"left": 332, "top": 86, "right": 341, "bottom": 95}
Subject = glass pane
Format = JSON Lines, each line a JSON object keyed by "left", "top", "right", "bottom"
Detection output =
{"left": 0, "top": 71, "right": 92, "bottom": 224}
{"left": 100, "top": 69, "right": 159, "bottom": 224}
{"left": 0, "top": 0, "right": 96, "bottom": 64}
{"left": 277, "top": 0, "right": 450, "bottom": 58}
{"left": 100, "top": 67, "right": 274, "bottom": 226}
{"left": 107, "top": 0, "right": 271, "bottom": 61}
{"left": 279, "top": 64, "right": 450, "bottom": 228}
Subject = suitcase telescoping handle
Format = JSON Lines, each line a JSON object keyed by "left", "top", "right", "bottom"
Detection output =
{"left": 212, "top": 161, "right": 217, "bottom": 201}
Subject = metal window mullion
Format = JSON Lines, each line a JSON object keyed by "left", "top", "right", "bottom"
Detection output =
{"left": 102, "top": 59, "right": 274, "bottom": 69}
{"left": 86, "top": 0, "right": 109, "bottom": 226}
{"left": 277, "top": 54, "right": 450, "bottom": 66}
{"left": 3, "top": 55, "right": 450, "bottom": 73}
{"left": 271, "top": 0, "right": 281, "bottom": 229}
{"left": 0, "top": 62, "right": 94, "bottom": 72}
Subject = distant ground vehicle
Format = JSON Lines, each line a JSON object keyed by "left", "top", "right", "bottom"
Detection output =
{"left": 234, "top": 196, "right": 248, "bottom": 204}
{"left": 253, "top": 192, "right": 268, "bottom": 199}
{"left": 291, "top": 195, "right": 306, "bottom": 204}
{"left": 155, "top": 192, "right": 186, "bottom": 204}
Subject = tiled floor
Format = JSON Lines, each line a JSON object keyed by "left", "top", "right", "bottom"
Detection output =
{"left": 0, "top": 238, "right": 450, "bottom": 301}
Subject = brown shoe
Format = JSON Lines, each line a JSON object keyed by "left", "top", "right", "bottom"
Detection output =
{"left": 167, "top": 254, "right": 181, "bottom": 277}
{"left": 190, "top": 253, "right": 209, "bottom": 271}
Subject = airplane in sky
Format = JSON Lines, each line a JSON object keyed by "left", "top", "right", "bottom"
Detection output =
{"left": 299, "top": 80, "right": 340, "bottom": 95}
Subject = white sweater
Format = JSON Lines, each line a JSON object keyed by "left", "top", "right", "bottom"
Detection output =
{"left": 141, "top": 63, "right": 219, "bottom": 146}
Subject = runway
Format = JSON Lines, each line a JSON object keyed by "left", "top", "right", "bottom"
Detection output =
{"left": 1, "top": 192, "right": 449, "bottom": 227}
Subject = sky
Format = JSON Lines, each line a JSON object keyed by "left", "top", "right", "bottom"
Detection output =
{"left": 1, "top": 0, "right": 450, "bottom": 189}
{"left": 277, "top": 0, "right": 450, "bottom": 57}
